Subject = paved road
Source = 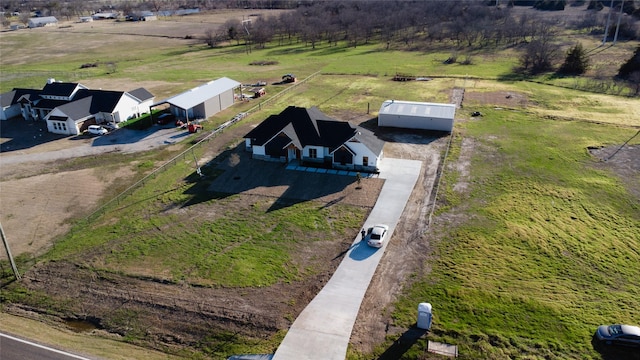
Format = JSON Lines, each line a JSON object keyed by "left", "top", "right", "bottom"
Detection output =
{"left": 0, "top": 332, "right": 94, "bottom": 360}
{"left": 273, "top": 158, "right": 422, "bottom": 360}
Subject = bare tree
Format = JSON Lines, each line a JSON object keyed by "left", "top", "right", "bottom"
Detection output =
{"left": 147, "top": 0, "right": 166, "bottom": 15}
{"left": 519, "top": 20, "right": 561, "bottom": 74}
{"left": 250, "top": 15, "right": 274, "bottom": 49}
{"left": 223, "top": 18, "right": 242, "bottom": 45}
{"left": 19, "top": 12, "right": 30, "bottom": 27}
{"left": 204, "top": 28, "right": 222, "bottom": 47}
{"left": 1, "top": 13, "right": 9, "bottom": 27}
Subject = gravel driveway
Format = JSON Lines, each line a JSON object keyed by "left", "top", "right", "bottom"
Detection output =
{"left": 0, "top": 120, "right": 190, "bottom": 166}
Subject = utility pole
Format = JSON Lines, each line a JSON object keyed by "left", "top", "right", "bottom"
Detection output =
{"left": 242, "top": 19, "right": 251, "bottom": 55}
{"left": 613, "top": 0, "right": 624, "bottom": 44}
{"left": 602, "top": 0, "right": 615, "bottom": 45}
{"left": 0, "top": 222, "right": 21, "bottom": 280}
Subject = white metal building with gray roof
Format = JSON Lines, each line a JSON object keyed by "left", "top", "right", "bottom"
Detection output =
{"left": 28, "top": 16, "right": 58, "bottom": 28}
{"left": 155, "top": 77, "right": 241, "bottom": 121}
{"left": 378, "top": 100, "right": 456, "bottom": 132}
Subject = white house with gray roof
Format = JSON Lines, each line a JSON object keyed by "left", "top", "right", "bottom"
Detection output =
{"left": 45, "top": 89, "right": 150, "bottom": 135}
{"left": 1, "top": 79, "right": 154, "bottom": 135}
{"left": 154, "top": 77, "right": 240, "bottom": 122}
{"left": 378, "top": 100, "right": 456, "bottom": 132}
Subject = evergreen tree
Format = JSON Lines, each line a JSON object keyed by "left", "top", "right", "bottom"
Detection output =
{"left": 559, "top": 43, "right": 589, "bottom": 75}
{"left": 618, "top": 46, "right": 640, "bottom": 79}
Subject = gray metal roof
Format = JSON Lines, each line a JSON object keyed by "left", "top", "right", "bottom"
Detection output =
{"left": 162, "top": 77, "right": 240, "bottom": 110}
{"left": 379, "top": 100, "right": 456, "bottom": 120}
{"left": 29, "top": 16, "right": 58, "bottom": 25}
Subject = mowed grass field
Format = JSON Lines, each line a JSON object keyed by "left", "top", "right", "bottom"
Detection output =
{"left": 2, "top": 12, "right": 640, "bottom": 359}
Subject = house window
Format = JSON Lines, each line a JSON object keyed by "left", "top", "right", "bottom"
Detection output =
{"left": 363, "top": 156, "right": 369, "bottom": 166}
{"left": 309, "top": 148, "right": 317, "bottom": 159}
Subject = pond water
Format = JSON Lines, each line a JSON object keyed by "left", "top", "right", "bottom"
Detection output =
{"left": 64, "top": 318, "right": 100, "bottom": 333}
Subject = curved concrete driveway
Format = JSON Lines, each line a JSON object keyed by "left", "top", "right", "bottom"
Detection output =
{"left": 273, "top": 158, "right": 422, "bottom": 360}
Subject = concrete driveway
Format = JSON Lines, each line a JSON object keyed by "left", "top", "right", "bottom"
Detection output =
{"left": 273, "top": 158, "right": 422, "bottom": 360}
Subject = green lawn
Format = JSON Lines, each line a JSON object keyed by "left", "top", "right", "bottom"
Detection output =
{"left": 45, "top": 154, "right": 367, "bottom": 288}
{"left": 365, "top": 108, "right": 640, "bottom": 359}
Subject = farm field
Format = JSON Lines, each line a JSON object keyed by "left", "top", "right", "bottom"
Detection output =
{"left": 1, "top": 6, "right": 640, "bottom": 360}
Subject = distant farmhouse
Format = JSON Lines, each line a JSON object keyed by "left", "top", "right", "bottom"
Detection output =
{"left": 92, "top": 12, "right": 118, "bottom": 20}
{"left": 378, "top": 100, "right": 456, "bottom": 132}
{"left": 152, "top": 77, "right": 240, "bottom": 122}
{"left": 245, "top": 106, "right": 384, "bottom": 172}
{"left": 0, "top": 79, "right": 154, "bottom": 135}
{"left": 28, "top": 16, "right": 58, "bottom": 28}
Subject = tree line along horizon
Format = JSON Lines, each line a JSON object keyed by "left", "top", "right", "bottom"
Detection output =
{"left": 2, "top": 0, "right": 639, "bottom": 94}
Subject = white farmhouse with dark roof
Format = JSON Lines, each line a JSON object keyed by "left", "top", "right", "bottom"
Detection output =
{"left": 154, "top": 77, "right": 240, "bottom": 122}
{"left": 378, "top": 100, "right": 456, "bottom": 132}
{"left": 244, "top": 106, "right": 384, "bottom": 172}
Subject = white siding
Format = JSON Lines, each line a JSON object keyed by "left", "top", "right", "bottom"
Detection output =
{"left": 45, "top": 108, "right": 80, "bottom": 135}
{"left": 1, "top": 105, "right": 21, "bottom": 120}
{"left": 137, "top": 98, "right": 154, "bottom": 115}
{"left": 113, "top": 94, "right": 142, "bottom": 122}
{"left": 253, "top": 145, "right": 266, "bottom": 156}
{"left": 346, "top": 141, "right": 380, "bottom": 167}
{"left": 378, "top": 100, "right": 455, "bottom": 132}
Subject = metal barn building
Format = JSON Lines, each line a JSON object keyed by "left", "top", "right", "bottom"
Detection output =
{"left": 378, "top": 100, "right": 456, "bottom": 132}
{"left": 155, "top": 77, "right": 240, "bottom": 121}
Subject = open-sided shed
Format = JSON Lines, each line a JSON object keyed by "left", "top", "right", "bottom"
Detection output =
{"left": 378, "top": 100, "right": 456, "bottom": 132}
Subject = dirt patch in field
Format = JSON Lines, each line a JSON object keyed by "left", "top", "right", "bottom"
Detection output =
{"left": 588, "top": 143, "right": 640, "bottom": 200}
{"left": 0, "top": 165, "right": 135, "bottom": 259}
{"left": 463, "top": 90, "right": 529, "bottom": 108}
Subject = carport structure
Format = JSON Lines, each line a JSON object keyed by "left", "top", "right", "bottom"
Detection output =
{"left": 152, "top": 77, "right": 241, "bottom": 122}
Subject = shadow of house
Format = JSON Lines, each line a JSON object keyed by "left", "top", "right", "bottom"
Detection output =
{"left": 0, "top": 118, "right": 66, "bottom": 153}
{"left": 357, "top": 117, "right": 449, "bottom": 146}
{"left": 181, "top": 143, "right": 358, "bottom": 211}
{"left": 88, "top": 126, "right": 184, "bottom": 147}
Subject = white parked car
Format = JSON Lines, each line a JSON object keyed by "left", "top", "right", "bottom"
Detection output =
{"left": 87, "top": 125, "right": 108, "bottom": 136}
{"left": 595, "top": 324, "right": 640, "bottom": 347}
{"left": 366, "top": 224, "right": 389, "bottom": 248}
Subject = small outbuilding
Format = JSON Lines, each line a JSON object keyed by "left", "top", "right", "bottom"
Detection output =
{"left": 378, "top": 100, "right": 456, "bottom": 132}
